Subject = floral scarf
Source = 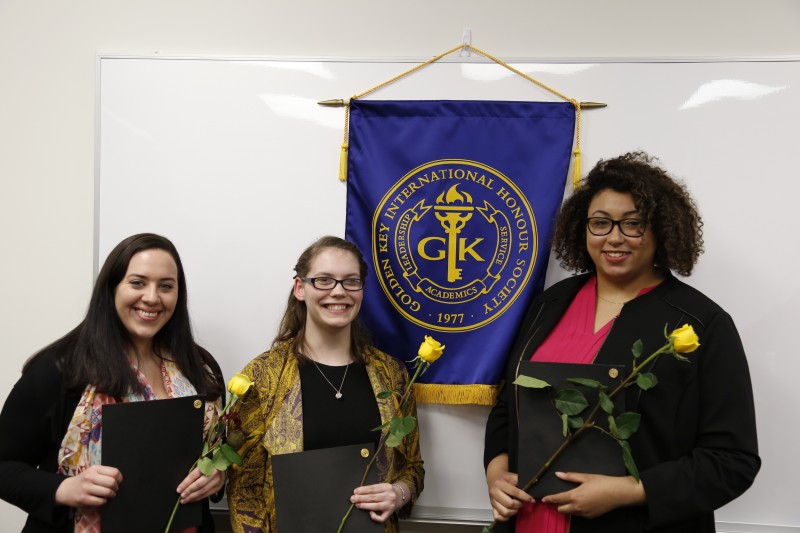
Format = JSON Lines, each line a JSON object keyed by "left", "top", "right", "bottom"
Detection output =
{"left": 57, "top": 358, "right": 219, "bottom": 532}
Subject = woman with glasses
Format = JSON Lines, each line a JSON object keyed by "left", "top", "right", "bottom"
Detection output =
{"left": 227, "top": 236, "right": 423, "bottom": 533}
{"left": 484, "top": 152, "right": 759, "bottom": 532}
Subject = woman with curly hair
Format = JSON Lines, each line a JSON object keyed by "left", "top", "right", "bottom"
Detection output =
{"left": 484, "top": 152, "right": 759, "bottom": 532}
{"left": 227, "top": 236, "right": 423, "bottom": 532}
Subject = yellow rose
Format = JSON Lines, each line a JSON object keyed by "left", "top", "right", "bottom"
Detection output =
{"left": 418, "top": 335, "right": 445, "bottom": 363}
{"left": 670, "top": 324, "right": 700, "bottom": 354}
{"left": 228, "top": 373, "right": 254, "bottom": 397}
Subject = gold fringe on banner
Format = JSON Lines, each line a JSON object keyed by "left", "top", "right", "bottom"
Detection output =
{"left": 324, "top": 43, "right": 604, "bottom": 185}
{"left": 413, "top": 383, "right": 500, "bottom": 406}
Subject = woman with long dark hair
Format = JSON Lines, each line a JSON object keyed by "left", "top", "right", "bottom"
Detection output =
{"left": 0, "top": 233, "right": 225, "bottom": 532}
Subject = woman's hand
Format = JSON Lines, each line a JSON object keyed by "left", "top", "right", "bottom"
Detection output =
{"left": 541, "top": 472, "right": 646, "bottom": 519}
{"left": 486, "top": 454, "right": 534, "bottom": 522}
{"left": 176, "top": 468, "right": 226, "bottom": 504}
{"left": 351, "top": 482, "right": 404, "bottom": 523}
{"left": 54, "top": 465, "right": 123, "bottom": 508}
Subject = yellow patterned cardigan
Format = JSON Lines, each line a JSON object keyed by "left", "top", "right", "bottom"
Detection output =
{"left": 226, "top": 341, "right": 424, "bottom": 533}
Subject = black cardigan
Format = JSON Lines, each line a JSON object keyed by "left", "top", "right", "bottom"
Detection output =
{"left": 484, "top": 273, "right": 760, "bottom": 533}
{"left": 0, "top": 345, "right": 219, "bottom": 533}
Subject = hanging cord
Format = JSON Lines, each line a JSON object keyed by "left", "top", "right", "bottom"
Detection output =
{"left": 338, "top": 44, "right": 583, "bottom": 186}
{"left": 339, "top": 101, "right": 351, "bottom": 182}
{"left": 337, "top": 45, "right": 463, "bottom": 181}
{"left": 464, "top": 44, "right": 582, "bottom": 188}
{"left": 572, "top": 98, "right": 582, "bottom": 189}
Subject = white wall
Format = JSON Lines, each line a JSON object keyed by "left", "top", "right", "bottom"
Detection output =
{"left": 1, "top": 1, "right": 798, "bottom": 531}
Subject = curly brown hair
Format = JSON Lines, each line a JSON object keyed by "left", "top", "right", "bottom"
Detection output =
{"left": 552, "top": 151, "right": 704, "bottom": 276}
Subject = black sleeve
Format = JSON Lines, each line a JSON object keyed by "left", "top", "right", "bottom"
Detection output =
{"left": 484, "top": 378, "right": 511, "bottom": 469}
{"left": 641, "top": 311, "right": 761, "bottom": 527}
{"left": 484, "top": 295, "right": 547, "bottom": 470}
{"left": 0, "top": 351, "right": 74, "bottom": 527}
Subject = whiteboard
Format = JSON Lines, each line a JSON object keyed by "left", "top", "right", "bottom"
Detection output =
{"left": 97, "top": 56, "right": 800, "bottom": 531}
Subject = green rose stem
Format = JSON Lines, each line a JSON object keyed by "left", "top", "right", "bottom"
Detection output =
{"left": 163, "top": 392, "right": 239, "bottom": 533}
{"left": 481, "top": 340, "right": 677, "bottom": 533}
{"left": 336, "top": 359, "right": 427, "bottom": 533}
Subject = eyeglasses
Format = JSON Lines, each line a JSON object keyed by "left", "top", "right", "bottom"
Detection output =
{"left": 586, "top": 217, "right": 647, "bottom": 238}
{"left": 299, "top": 276, "right": 365, "bottom": 291}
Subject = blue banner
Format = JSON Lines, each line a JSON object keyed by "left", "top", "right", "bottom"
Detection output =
{"left": 345, "top": 100, "right": 575, "bottom": 404}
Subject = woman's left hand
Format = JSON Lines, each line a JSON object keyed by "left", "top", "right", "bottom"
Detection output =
{"left": 176, "top": 468, "right": 225, "bottom": 504}
{"left": 351, "top": 482, "right": 401, "bottom": 523}
{"left": 541, "top": 472, "right": 646, "bottom": 519}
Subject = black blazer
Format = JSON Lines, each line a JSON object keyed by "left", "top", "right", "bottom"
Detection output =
{"left": 484, "top": 273, "right": 760, "bottom": 533}
{"left": 0, "top": 345, "right": 219, "bottom": 533}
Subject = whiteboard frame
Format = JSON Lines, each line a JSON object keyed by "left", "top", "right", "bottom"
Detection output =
{"left": 96, "top": 54, "right": 800, "bottom": 532}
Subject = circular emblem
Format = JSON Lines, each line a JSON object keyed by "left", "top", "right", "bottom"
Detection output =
{"left": 372, "top": 159, "right": 537, "bottom": 332}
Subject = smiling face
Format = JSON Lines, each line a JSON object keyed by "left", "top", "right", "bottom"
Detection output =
{"left": 293, "top": 247, "right": 363, "bottom": 335}
{"left": 586, "top": 189, "right": 658, "bottom": 288}
{"left": 114, "top": 248, "right": 179, "bottom": 354}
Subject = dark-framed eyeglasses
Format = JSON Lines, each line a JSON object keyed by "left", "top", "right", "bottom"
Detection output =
{"left": 299, "top": 276, "right": 365, "bottom": 291}
{"left": 586, "top": 217, "right": 647, "bottom": 238}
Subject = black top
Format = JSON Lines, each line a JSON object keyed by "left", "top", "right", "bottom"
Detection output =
{"left": 0, "top": 345, "right": 220, "bottom": 533}
{"left": 299, "top": 361, "right": 382, "bottom": 451}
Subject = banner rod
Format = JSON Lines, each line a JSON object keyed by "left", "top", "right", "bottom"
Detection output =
{"left": 319, "top": 99, "right": 607, "bottom": 108}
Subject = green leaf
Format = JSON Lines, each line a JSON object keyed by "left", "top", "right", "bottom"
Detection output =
{"left": 376, "top": 390, "right": 398, "bottom": 399}
{"left": 613, "top": 412, "right": 641, "bottom": 440}
{"left": 197, "top": 456, "right": 214, "bottom": 476}
{"left": 554, "top": 389, "right": 589, "bottom": 416}
{"left": 391, "top": 416, "right": 417, "bottom": 437}
{"left": 400, "top": 415, "right": 417, "bottom": 433}
{"left": 631, "top": 339, "right": 643, "bottom": 359}
{"left": 636, "top": 372, "right": 658, "bottom": 390}
{"left": 621, "top": 440, "right": 640, "bottom": 481}
{"left": 371, "top": 420, "right": 391, "bottom": 432}
{"left": 220, "top": 443, "right": 243, "bottom": 466}
{"left": 672, "top": 351, "right": 690, "bottom": 362}
{"left": 567, "top": 415, "right": 584, "bottom": 429}
{"left": 599, "top": 391, "right": 614, "bottom": 414}
{"left": 561, "top": 413, "right": 568, "bottom": 437}
{"left": 513, "top": 375, "right": 551, "bottom": 389}
{"left": 211, "top": 448, "right": 232, "bottom": 471}
{"left": 202, "top": 442, "right": 210, "bottom": 456}
{"left": 566, "top": 377, "right": 602, "bottom": 389}
{"left": 385, "top": 431, "right": 404, "bottom": 448}
{"left": 386, "top": 416, "right": 417, "bottom": 448}
{"left": 608, "top": 415, "right": 618, "bottom": 435}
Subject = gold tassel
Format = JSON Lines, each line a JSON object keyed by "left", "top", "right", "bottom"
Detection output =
{"left": 338, "top": 142, "right": 349, "bottom": 182}
{"left": 572, "top": 148, "right": 582, "bottom": 190}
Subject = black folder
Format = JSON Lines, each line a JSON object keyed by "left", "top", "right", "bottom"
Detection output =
{"left": 271, "top": 443, "right": 383, "bottom": 533}
{"left": 101, "top": 395, "right": 205, "bottom": 533}
{"left": 517, "top": 361, "right": 627, "bottom": 498}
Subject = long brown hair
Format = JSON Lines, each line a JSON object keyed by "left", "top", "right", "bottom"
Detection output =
{"left": 25, "top": 233, "right": 223, "bottom": 400}
{"left": 272, "top": 236, "right": 371, "bottom": 363}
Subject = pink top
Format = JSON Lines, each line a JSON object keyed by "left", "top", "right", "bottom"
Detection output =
{"left": 515, "top": 277, "right": 654, "bottom": 533}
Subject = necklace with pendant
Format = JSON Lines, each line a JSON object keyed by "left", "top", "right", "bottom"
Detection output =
{"left": 310, "top": 358, "right": 350, "bottom": 400}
